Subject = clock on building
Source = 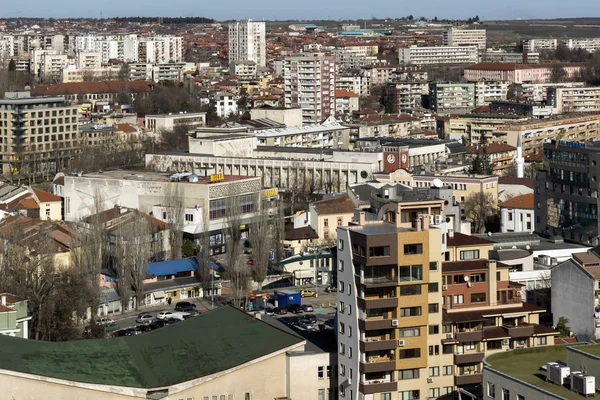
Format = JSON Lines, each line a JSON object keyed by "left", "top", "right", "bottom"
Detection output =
{"left": 387, "top": 154, "right": 396, "bottom": 164}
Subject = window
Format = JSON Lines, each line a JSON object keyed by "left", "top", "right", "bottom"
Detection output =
{"left": 380, "top": 394, "right": 391, "bottom": 400}
{"left": 429, "top": 261, "right": 438, "bottom": 270}
{"left": 324, "top": 218, "right": 329, "bottom": 228}
{"left": 337, "top": 218, "right": 343, "bottom": 226}
{"left": 46, "top": 208, "right": 51, "bottom": 217}
{"left": 318, "top": 389, "right": 325, "bottom": 400}
{"left": 339, "top": 302, "right": 345, "bottom": 313}
{"left": 428, "top": 303, "right": 439, "bottom": 313}
{"left": 318, "top": 366, "right": 324, "bottom": 379}
{"left": 369, "top": 246, "right": 390, "bottom": 257}
{"left": 399, "top": 348, "right": 421, "bottom": 359}
{"left": 465, "top": 342, "right": 477, "bottom": 351}
{"left": 502, "top": 388, "right": 510, "bottom": 400}
{"left": 398, "top": 369, "right": 420, "bottom": 380}
{"left": 488, "top": 340, "right": 502, "bottom": 350}
{"left": 327, "top": 365, "right": 332, "bottom": 378}
{"left": 453, "top": 294, "right": 464, "bottom": 304}
{"left": 244, "top": 393, "right": 252, "bottom": 400}
{"left": 400, "top": 285, "right": 421, "bottom": 296}
{"left": 443, "top": 387, "right": 453, "bottom": 395}
{"left": 471, "top": 293, "right": 486, "bottom": 303}
{"left": 460, "top": 250, "right": 480, "bottom": 260}
{"left": 399, "top": 390, "right": 419, "bottom": 400}
{"left": 339, "top": 385, "right": 345, "bottom": 398}
{"left": 399, "top": 327, "right": 420, "bottom": 337}
{"left": 443, "top": 344, "right": 453, "bottom": 354}
{"left": 339, "top": 281, "right": 345, "bottom": 293}
{"left": 338, "top": 239, "right": 344, "bottom": 250}
{"left": 428, "top": 325, "right": 439, "bottom": 334}
{"left": 352, "top": 245, "right": 365, "bottom": 256}
{"left": 404, "top": 243, "right": 423, "bottom": 254}
{"left": 428, "top": 282, "right": 439, "bottom": 292}
{"left": 443, "top": 365, "right": 453, "bottom": 375}
{"left": 537, "top": 336, "right": 547, "bottom": 345}
{"left": 349, "top": 347, "right": 352, "bottom": 358}
{"left": 399, "top": 265, "right": 423, "bottom": 282}
{"left": 429, "top": 388, "right": 440, "bottom": 398}
{"left": 453, "top": 274, "right": 465, "bottom": 284}
{"left": 471, "top": 273, "right": 486, "bottom": 282}
{"left": 185, "top": 213, "right": 194, "bottom": 222}
{"left": 508, "top": 212, "right": 513, "bottom": 221}
{"left": 517, "top": 395, "right": 525, "bottom": 400}
{"left": 429, "top": 367, "right": 439, "bottom": 377}
{"left": 400, "top": 306, "right": 422, "bottom": 317}
{"left": 339, "top": 260, "right": 344, "bottom": 271}
{"left": 347, "top": 305, "right": 352, "bottom": 315}
{"left": 339, "top": 343, "right": 345, "bottom": 355}
{"left": 428, "top": 345, "right": 439, "bottom": 355}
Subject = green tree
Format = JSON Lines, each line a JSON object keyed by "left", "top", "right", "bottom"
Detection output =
{"left": 470, "top": 146, "right": 495, "bottom": 175}
{"left": 8, "top": 59, "right": 16, "bottom": 72}
{"left": 556, "top": 316, "right": 570, "bottom": 337}
{"left": 182, "top": 239, "right": 195, "bottom": 258}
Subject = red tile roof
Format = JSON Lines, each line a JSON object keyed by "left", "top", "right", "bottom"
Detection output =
{"left": 467, "top": 143, "right": 516, "bottom": 154}
{"left": 33, "top": 189, "right": 61, "bottom": 203}
{"left": 498, "top": 193, "right": 534, "bottom": 210}
{"left": 498, "top": 177, "right": 534, "bottom": 189}
{"left": 114, "top": 123, "right": 137, "bottom": 133}
{"left": 447, "top": 232, "right": 494, "bottom": 247}
{"left": 442, "top": 259, "right": 510, "bottom": 273}
{"left": 31, "top": 80, "right": 154, "bottom": 96}
{"left": 335, "top": 90, "right": 359, "bottom": 98}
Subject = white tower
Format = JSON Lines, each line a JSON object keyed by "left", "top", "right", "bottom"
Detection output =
{"left": 515, "top": 133, "right": 525, "bottom": 178}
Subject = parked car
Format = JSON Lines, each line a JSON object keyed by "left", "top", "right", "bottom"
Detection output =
{"left": 301, "top": 289, "right": 316, "bottom": 298}
{"left": 273, "top": 307, "right": 288, "bottom": 315}
{"left": 302, "top": 304, "right": 314, "bottom": 312}
{"left": 104, "top": 322, "right": 120, "bottom": 332}
{"left": 287, "top": 304, "right": 304, "bottom": 314}
{"left": 182, "top": 313, "right": 198, "bottom": 320}
{"left": 325, "top": 285, "right": 337, "bottom": 293}
{"left": 113, "top": 329, "right": 133, "bottom": 337}
{"left": 136, "top": 314, "right": 154, "bottom": 324}
{"left": 265, "top": 307, "right": 275, "bottom": 316}
{"left": 147, "top": 321, "right": 165, "bottom": 331}
{"left": 99, "top": 317, "right": 115, "bottom": 326}
{"left": 298, "top": 318, "right": 316, "bottom": 330}
{"left": 175, "top": 301, "right": 197, "bottom": 312}
{"left": 156, "top": 311, "right": 174, "bottom": 320}
{"left": 170, "top": 312, "right": 191, "bottom": 321}
{"left": 165, "top": 318, "right": 181, "bottom": 325}
{"left": 137, "top": 324, "right": 153, "bottom": 332}
{"left": 303, "top": 314, "right": 317, "bottom": 323}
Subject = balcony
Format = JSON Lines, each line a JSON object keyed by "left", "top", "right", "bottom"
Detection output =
{"left": 358, "top": 297, "right": 398, "bottom": 310}
{"left": 360, "top": 339, "right": 397, "bottom": 352}
{"left": 359, "top": 381, "right": 398, "bottom": 395}
{"left": 454, "top": 352, "right": 484, "bottom": 364}
{"left": 359, "top": 318, "right": 396, "bottom": 331}
{"left": 503, "top": 323, "right": 534, "bottom": 338}
{"left": 360, "top": 360, "right": 396, "bottom": 374}
{"left": 363, "top": 276, "right": 397, "bottom": 288}
{"left": 455, "top": 330, "right": 483, "bottom": 342}
{"left": 455, "top": 373, "right": 482, "bottom": 386}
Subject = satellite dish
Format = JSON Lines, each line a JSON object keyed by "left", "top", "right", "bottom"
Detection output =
{"left": 432, "top": 178, "right": 443, "bottom": 188}
{"left": 464, "top": 276, "right": 470, "bottom": 282}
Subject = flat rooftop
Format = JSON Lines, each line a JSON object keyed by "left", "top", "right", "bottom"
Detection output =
{"left": 346, "top": 222, "right": 413, "bottom": 235}
{"left": 486, "top": 344, "right": 600, "bottom": 400}
{"left": 68, "top": 170, "right": 257, "bottom": 184}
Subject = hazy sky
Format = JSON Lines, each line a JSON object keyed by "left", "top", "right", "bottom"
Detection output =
{"left": 3, "top": 0, "right": 600, "bottom": 21}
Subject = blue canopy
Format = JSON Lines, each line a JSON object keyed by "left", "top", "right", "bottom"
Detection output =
{"left": 147, "top": 258, "right": 198, "bottom": 277}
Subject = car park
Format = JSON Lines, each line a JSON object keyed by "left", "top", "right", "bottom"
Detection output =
{"left": 302, "top": 304, "right": 314, "bottom": 312}
{"left": 301, "top": 290, "right": 316, "bottom": 297}
{"left": 136, "top": 314, "right": 154, "bottom": 324}
{"left": 156, "top": 311, "right": 174, "bottom": 320}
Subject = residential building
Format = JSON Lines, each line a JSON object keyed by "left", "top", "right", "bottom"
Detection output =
{"left": 213, "top": 91, "right": 239, "bottom": 118}
{"left": 250, "top": 107, "right": 303, "bottom": 127}
{"left": 562, "top": 37, "right": 600, "bottom": 52}
{"left": 228, "top": 19, "right": 266, "bottom": 67}
{"left": 335, "top": 90, "right": 360, "bottom": 115}
{"left": 466, "top": 143, "right": 517, "bottom": 175}
{"left": 331, "top": 45, "right": 378, "bottom": 70}
{"left": 515, "top": 81, "right": 586, "bottom": 102}
{"left": 0, "top": 91, "right": 79, "bottom": 177}
{"left": 399, "top": 45, "right": 479, "bottom": 66}
{"left": 523, "top": 38, "right": 558, "bottom": 52}
{"left": 429, "top": 82, "right": 476, "bottom": 115}
{"left": 547, "top": 86, "right": 600, "bottom": 113}
{"left": 361, "top": 63, "right": 395, "bottom": 91}
{"left": 387, "top": 81, "right": 429, "bottom": 112}
{"left": 488, "top": 100, "right": 554, "bottom": 118}
{"left": 75, "top": 51, "right": 102, "bottom": 69}
{"left": 144, "top": 112, "right": 206, "bottom": 133}
{"left": 482, "top": 344, "right": 600, "bottom": 400}
{"left": 443, "top": 27, "right": 487, "bottom": 50}
{"left": 445, "top": 232, "right": 495, "bottom": 262}
{"left": 474, "top": 80, "right": 511, "bottom": 106}
{"left": 499, "top": 193, "right": 535, "bottom": 233}
{"left": 274, "top": 252, "right": 336, "bottom": 286}
{"left": 336, "top": 75, "right": 366, "bottom": 97}
{"left": 31, "top": 80, "right": 154, "bottom": 105}
{"left": 407, "top": 175, "right": 499, "bottom": 205}
{"left": 347, "top": 114, "right": 421, "bottom": 142}
{"left": 534, "top": 140, "right": 600, "bottom": 245}
{"left": 464, "top": 63, "right": 585, "bottom": 84}
{"left": 284, "top": 53, "right": 337, "bottom": 124}
{"left": 38, "top": 52, "right": 71, "bottom": 81}
{"left": 294, "top": 194, "right": 356, "bottom": 244}
{"left": 443, "top": 113, "right": 528, "bottom": 144}
{"left": 229, "top": 60, "right": 257, "bottom": 79}
{"left": 0, "top": 294, "right": 31, "bottom": 339}
{"left": 255, "top": 120, "right": 351, "bottom": 149}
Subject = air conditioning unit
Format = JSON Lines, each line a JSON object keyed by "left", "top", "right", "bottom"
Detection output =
{"left": 427, "top": 378, "right": 434, "bottom": 383}
{"left": 446, "top": 333, "right": 454, "bottom": 339}
{"left": 391, "top": 319, "right": 399, "bottom": 326}
{"left": 502, "top": 339, "right": 510, "bottom": 346}
{"left": 398, "top": 340, "right": 406, "bottom": 347}
{"left": 442, "top": 285, "right": 447, "bottom": 291}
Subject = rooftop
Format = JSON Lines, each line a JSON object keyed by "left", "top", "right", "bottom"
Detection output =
{"left": 68, "top": 170, "right": 257, "bottom": 184}
{"left": 0, "top": 306, "right": 303, "bottom": 389}
{"left": 255, "top": 122, "right": 348, "bottom": 138}
{"left": 447, "top": 232, "right": 495, "bottom": 247}
{"left": 312, "top": 194, "right": 356, "bottom": 215}
{"left": 499, "top": 193, "right": 535, "bottom": 210}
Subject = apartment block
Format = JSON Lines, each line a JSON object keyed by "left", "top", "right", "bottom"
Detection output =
{"left": 464, "top": 63, "right": 584, "bottom": 84}
{"left": 547, "top": 86, "right": 600, "bottom": 113}
{"left": 228, "top": 19, "right": 266, "bottom": 67}
{"left": 145, "top": 112, "right": 207, "bottom": 132}
{"left": 522, "top": 38, "right": 558, "bottom": 53}
{"left": 515, "top": 81, "right": 586, "bottom": 102}
{"left": 443, "top": 27, "right": 486, "bottom": 50}
{"left": 399, "top": 46, "right": 479, "bottom": 66}
{"left": 429, "top": 83, "right": 476, "bottom": 115}
{"left": 387, "top": 81, "right": 429, "bottom": 113}
{"left": 255, "top": 120, "right": 351, "bottom": 149}
{"left": 38, "top": 52, "right": 71, "bottom": 81}
{"left": 474, "top": 80, "right": 511, "bottom": 106}
{"left": 284, "top": 53, "right": 337, "bottom": 124}
{"left": 337, "top": 75, "right": 367, "bottom": 97}
{"left": 0, "top": 91, "right": 79, "bottom": 176}
{"left": 75, "top": 51, "right": 102, "bottom": 69}
{"left": 332, "top": 45, "right": 378, "bottom": 70}
{"left": 337, "top": 200, "right": 452, "bottom": 400}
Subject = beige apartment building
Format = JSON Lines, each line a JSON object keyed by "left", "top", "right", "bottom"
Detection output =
{"left": 547, "top": 86, "right": 600, "bottom": 113}
{"left": 0, "top": 91, "right": 79, "bottom": 177}
{"left": 443, "top": 27, "right": 487, "bottom": 50}
{"left": 399, "top": 45, "right": 479, "bottom": 66}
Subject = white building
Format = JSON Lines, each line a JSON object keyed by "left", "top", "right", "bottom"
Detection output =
{"left": 522, "top": 38, "right": 558, "bottom": 52}
{"left": 443, "top": 27, "right": 487, "bottom": 50}
{"left": 547, "top": 86, "right": 600, "bottom": 113}
{"left": 474, "top": 80, "right": 511, "bottom": 105}
{"left": 145, "top": 112, "right": 207, "bottom": 133}
{"left": 399, "top": 45, "right": 479, "bottom": 65}
{"left": 336, "top": 75, "right": 366, "bottom": 97}
{"left": 499, "top": 193, "right": 534, "bottom": 233}
{"left": 75, "top": 51, "right": 102, "bottom": 69}
{"left": 38, "top": 52, "right": 71, "bottom": 81}
{"left": 228, "top": 19, "right": 266, "bottom": 67}
{"left": 229, "top": 61, "right": 257, "bottom": 79}
{"left": 214, "top": 92, "right": 238, "bottom": 118}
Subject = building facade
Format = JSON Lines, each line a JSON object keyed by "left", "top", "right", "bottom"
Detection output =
{"left": 429, "top": 83, "right": 476, "bottom": 115}
{"left": 443, "top": 28, "right": 487, "bottom": 50}
{"left": 399, "top": 46, "right": 479, "bottom": 66}
{"left": 547, "top": 86, "right": 600, "bottom": 113}
{"left": 228, "top": 19, "right": 266, "bottom": 67}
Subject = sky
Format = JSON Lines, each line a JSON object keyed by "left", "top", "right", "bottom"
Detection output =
{"left": 3, "top": 0, "right": 600, "bottom": 21}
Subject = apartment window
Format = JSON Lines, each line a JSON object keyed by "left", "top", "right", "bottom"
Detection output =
{"left": 471, "top": 273, "right": 486, "bottom": 282}
{"left": 337, "top": 218, "right": 343, "bottom": 226}
{"left": 369, "top": 246, "right": 390, "bottom": 257}
{"left": 324, "top": 218, "right": 329, "bottom": 228}
{"left": 453, "top": 295, "right": 464, "bottom": 304}
{"left": 400, "top": 285, "right": 421, "bottom": 296}
{"left": 443, "top": 365, "right": 453, "bottom": 375}
{"left": 339, "top": 301, "right": 345, "bottom": 313}
{"left": 338, "top": 260, "right": 344, "bottom": 272}
{"left": 399, "top": 348, "right": 421, "bottom": 359}
{"left": 443, "top": 344, "right": 454, "bottom": 354}
{"left": 429, "top": 367, "right": 439, "bottom": 377}
{"left": 404, "top": 243, "right": 423, "bottom": 254}
{"left": 502, "top": 388, "right": 510, "bottom": 400}
{"left": 443, "top": 387, "right": 453, "bottom": 395}
{"left": 537, "top": 336, "right": 547, "bottom": 345}
{"left": 399, "top": 264, "right": 423, "bottom": 282}
{"left": 46, "top": 208, "right": 51, "bottom": 217}
{"left": 349, "top": 347, "right": 353, "bottom": 358}
{"left": 429, "top": 388, "right": 440, "bottom": 398}
{"left": 399, "top": 390, "right": 419, "bottom": 400}
{"left": 428, "top": 282, "right": 439, "bottom": 292}
{"left": 318, "top": 389, "right": 325, "bottom": 400}
{"left": 517, "top": 395, "right": 525, "bottom": 400}
{"left": 428, "top": 303, "right": 439, "bottom": 313}
{"left": 399, "top": 327, "right": 420, "bottom": 337}
{"left": 429, "top": 261, "right": 438, "bottom": 270}
{"left": 339, "top": 385, "right": 345, "bottom": 398}
{"left": 471, "top": 293, "right": 486, "bottom": 303}
{"left": 399, "top": 368, "right": 420, "bottom": 380}
{"left": 508, "top": 212, "right": 513, "bottom": 221}
{"left": 339, "top": 281, "right": 345, "bottom": 293}
{"left": 460, "top": 250, "right": 480, "bottom": 260}
{"left": 428, "top": 325, "right": 439, "bottom": 335}
{"left": 244, "top": 393, "right": 251, "bottom": 400}
{"left": 339, "top": 343, "right": 345, "bottom": 355}
{"left": 185, "top": 213, "right": 194, "bottom": 222}
{"left": 428, "top": 345, "right": 439, "bottom": 356}
{"left": 380, "top": 393, "right": 391, "bottom": 400}
{"left": 338, "top": 239, "right": 343, "bottom": 250}
{"left": 488, "top": 340, "right": 502, "bottom": 350}
{"left": 327, "top": 365, "right": 332, "bottom": 378}
{"left": 465, "top": 342, "right": 477, "bottom": 351}
{"left": 400, "top": 306, "right": 422, "bottom": 317}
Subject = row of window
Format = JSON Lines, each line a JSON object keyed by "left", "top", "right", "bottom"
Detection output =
{"left": 488, "top": 383, "right": 526, "bottom": 400}
{"left": 198, "top": 394, "right": 251, "bottom": 400}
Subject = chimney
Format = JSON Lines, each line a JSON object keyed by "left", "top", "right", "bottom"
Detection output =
{"left": 415, "top": 217, "right": 422, "bottom": 231}
{"left": 359, "top": 211, "right": 366, "bottom": 226}
{"left": 1, "top": 296, "right": 5, "bottom": 306}
{"left": 488, "top": 260, "right": 497, "bottom": 306}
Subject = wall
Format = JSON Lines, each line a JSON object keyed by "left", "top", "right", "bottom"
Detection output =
{"left": 287, "top": 351, "right": 336, "bottom": 400}
{"left": 39, "top": 201, "right": 62, "bottom": 221}
{"left": 482, "top": 366, "right": 564, "bottom": 400}
{"left": 500, "top": 207, "right": 534, "bottom": 233}
{"left": 251, "top": 108, "right": 303, "bottom": 128}
{"left": 566, "top": 346, "right": 600, "bottom": 391}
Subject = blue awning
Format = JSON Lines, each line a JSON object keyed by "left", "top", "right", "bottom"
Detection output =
{"left": 147, "top": 258, "right": 198, "bottom": 277}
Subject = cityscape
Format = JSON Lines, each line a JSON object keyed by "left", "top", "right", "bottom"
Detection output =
{"left": 2, "top": 11, "right": 600, "bottom": 400}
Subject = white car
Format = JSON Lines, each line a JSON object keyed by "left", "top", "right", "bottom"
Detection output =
{"left": 156, "top": 311, "right": 174, "bottom": 320}
{"left": 169, "top": 312, "right": 191, "bottom": 321}
{"left": 99, "top": 317, "right": 115, "bottom": 326}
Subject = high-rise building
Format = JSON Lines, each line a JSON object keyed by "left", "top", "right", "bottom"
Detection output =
{"left": 443, "top": 27, "right": 487, "bottom": 50}
{"left": 284, "top": 52, "right": 336, "bottom": 124}
{"left": 228, "top": 19, "right": 266, "bottom": 67}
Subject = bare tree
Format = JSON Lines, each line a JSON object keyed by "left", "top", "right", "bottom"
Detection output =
{"left": 224, "top": 195, "right": 248, "bottom": 308}
{"left": 195, "top": 208, "right": 214, "bottom": 302}
{"left": 112, "top": 229, "right": 132, "bottom": 312}
{"left": 463, "top": 191, "right": 497, "bottom": 234}
{"left": 248, "top": 204, "right": 272, "bottom": 290}
{"left": 164, "top": 183, "right": 185, "bottom": 259}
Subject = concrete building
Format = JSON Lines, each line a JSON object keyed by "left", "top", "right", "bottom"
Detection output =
{"left": 474, "top": 80, "right": 511, "bottom": 106}
{"left": 294, "top": 194, "right": 356, "bottom": 245}
{"left": 335, "top": 90, "right": 360, "bottom": 115}
{"left": 522, "top": 38, "right": 558, "bottom": 52}
{"left": 464, "top": 63, "right": 585, "bottom": 84}
{"left": 336, "top": 75, "right": 366, "bottom": 97}
{"left": 284, "top": 53, "right": 337, "bottom": 124}
{"left": 255, "top": 120, "right": 351, "bottom": 149}
{"left": 144, "top": 112, "right": 206, "bottom": 133}
{"left": 213, "top": 92, "right": 239, "bottom": 118}
{"left": 229, "top": 60, "right": 257, "bottom": 79}
{"left": 0, "top": 293, "right": 31, "bottom": 339}
{"left": 429, "top": 82, "right": 476, "bottom": 115}
{"left": 75, "top": 51, "right": 102, "bottom": 69}
{"left": 467, "top": 143, "right": 517, "bottom": 175}
{"left": 515, "top": 81, "right": 586, "bottom": 102}
{"left": 547, "top": 86, "right": 600, "bottom": 113}
{"left": 499, "top": 193, "right": 535, "bottom": 233}
{"left": 387, "top": 81, "right": 429, "bottom": 112}
{"left": 443, "top": 27, "right": 487, "bottom": 50}
{"left": 250, "top": 107, "right": 303, "bottom": 127}
{"left": 331, "top": 45, "right": 378, "bottom": 70}
{"left": 228, "top": 19, "right": 266, "bottom": 67}
{"left": 399, "top": 45, "right": 479, "bottom": 66}
{"left": 0, "top": 91, "right": 79, "bottom": 177}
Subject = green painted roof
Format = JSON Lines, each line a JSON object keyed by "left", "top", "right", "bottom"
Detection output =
{"left": 0, "top": 306, "right": 303, "bottom": 388}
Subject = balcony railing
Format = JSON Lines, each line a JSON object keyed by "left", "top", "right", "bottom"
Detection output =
{"left": 455, "top": 373, "right": 482, "bottom": 386}
{"left": 358, "top": 297, "right": 398, "bottom": 310}
{"left": 360, "top": 338, "right": 397, "bottom": 352}
{"left": 454, "top": 352, "right": 485, "bottom": 364}
{"left": 359, "top": 317, "right": 396, "bottom": 331}
{"left": 455, "top": 330, "right": 483, "bottom": 342}
{"left": 503, "top": 323, "right": 534, "bottom": 338}
{"left": 363, "top": 276, "right": 396, "bottom": 288}
{"left": 359, "top": 360, "right": 396, "bottom": 374}
{"left": 359, "top": 381, "right": 398, "bottom": 395}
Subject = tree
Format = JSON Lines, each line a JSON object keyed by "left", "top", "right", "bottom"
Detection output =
{"left": 248, "top": 204, "right": 272, "bottom": 290}
{"left": 195, "top": 209, "right": 214, "bottom": 304}
{"left": 470, "top": 146, "right": 495, "bottom": 175}
{"left": 463, "top": 191, "right": 496, "bottom": 234}
{"left": 556, "top": 316, "right": 570, "bottom": 337}
{"left": 550, "top": 65, "right": 567, "bottom": 83}
{"left": 164, "top": 183, "right": 185, "bottom": 260}
{"left": 8, "top": 59, "right": 16, "bottom": 72}
{"left": 223, "top": 195, "right": 248, "bottom": 308}
{"left": 202, "top": 103, "right": 221, "bottom": 126}
{"left": 182, "top": 239, "right": 195, "bottom": 258}
{"left": 503, "top": 162, "right": 537, "bottom": 179}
